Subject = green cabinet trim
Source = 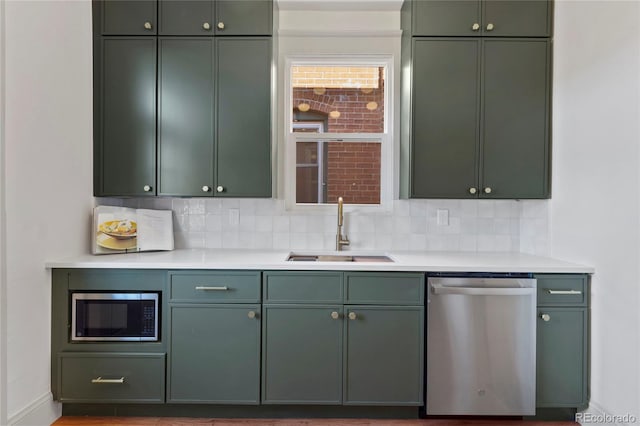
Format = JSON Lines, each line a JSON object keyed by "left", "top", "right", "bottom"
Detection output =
{"left": 535, "top": 274, "right": 588, "bottom": 306}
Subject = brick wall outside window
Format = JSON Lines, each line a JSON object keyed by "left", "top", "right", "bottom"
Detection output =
{"left": 293, "top": 67, "right": 384, "bottom": 204}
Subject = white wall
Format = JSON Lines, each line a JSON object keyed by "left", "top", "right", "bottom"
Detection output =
{"left": 0, "top": 0, "right": 7, "bottom": 422}
{"left": 551, "top": 1, "right": 640, "bottom": 423}
{"left": 4, "top": 0, "right": 93, "bottom": 424}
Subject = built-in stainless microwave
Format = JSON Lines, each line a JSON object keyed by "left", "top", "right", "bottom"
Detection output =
{"left": 71, "top": 292, "right": 159, "bottom": 342}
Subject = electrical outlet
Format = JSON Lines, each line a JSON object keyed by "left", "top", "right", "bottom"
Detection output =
{"left": 436, "top": 209, "right": 449, "bottom": 226}
{"left": 228, "top": 208, "right": 240, "bottom": 226}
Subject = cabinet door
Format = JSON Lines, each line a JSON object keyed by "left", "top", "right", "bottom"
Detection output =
{"left": 536, "top": 307, "right": 588, "bottom": 407}
{"left": 262, "top": 305, "right": 343, "bottom": 404}
{"left": 344, "top": 306, "right": 424, "bottom": 405}
{"left": 481, "top": 39, "right": 550, "bottom": 199}
{"left": 96, "top": 38, "right": 156, "bottom": 197}
{"left": 216, "top": 38, "right": 272, "bottom": 197}
{"left": 215, "top": 0, "right": 273, "bottom": 36}
{"left": 158, "top": 38, "right": 215, "bottom": 196}
{"left": 169, "top": 304, "right": 261, "bottom": 403}
{"left": 411, "top": 39, "right": 480, "bottom": 198}
{"left": 483, "top": 0, "right": 551, "bottom": 37}
{"left": 99, "top": 0, "right": 157, "bottom": 35}
{"left": 159, "top": 0, "right": 214, "bottom": 35}
{"left": 412, "top": 0, "right": 480, "bottom": 36}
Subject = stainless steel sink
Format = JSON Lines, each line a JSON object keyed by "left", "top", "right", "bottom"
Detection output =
{"left": 287, "top": 253, "right": 394, "bottom": 262}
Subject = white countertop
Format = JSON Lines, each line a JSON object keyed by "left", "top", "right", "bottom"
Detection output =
{"left": 45, "top": 249, "right": 594, "bottom": 273}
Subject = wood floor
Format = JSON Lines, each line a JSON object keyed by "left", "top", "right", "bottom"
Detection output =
{"left": 53, "top": 418, "right": 578, "bottom": 425}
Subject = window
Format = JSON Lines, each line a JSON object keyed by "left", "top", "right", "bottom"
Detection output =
{"left": 285, "top": 56, "right": 392, "bottom": 210}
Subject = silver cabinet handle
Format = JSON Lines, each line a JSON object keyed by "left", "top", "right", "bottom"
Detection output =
{"left": 91, "top": 376, "right": 125, "bottom": 384}
{"left": 330, "top": 311, "right": 339, "bottom": 320}
{"left": 203, "top": 22, "right": 211, "bottom": 30}
{"left": 547, "top": 289, "right": 582, "bottom": 295}
{"left": 144, "top": 22, "right": 152, "bottom": 30}
{"left": 348, "top": 312, "right": 357, "bottom": 320}
{"left": 195, "top": 286, "right": 228, "bottom": 291}
{"left": 248, "top": 311, "right": 256, "bottom": 319}
{"left": 216, "top": 185, "right": 224, "bottom": 193}
{"left": 469, "top": 187, "right": 477, "bottom": 194}
{"left": 486, "top": 23, "right": 495, "bottom": 31}
{"left": 541, "top": 313, "right": 551, "bottom": 322}
{"left": 471, "top": 23, "right": 480, "bottom": 31}
{"left": 202, "top": 185, "right": 210, "bottom": 192}
{"left": 484, "top": 187, "right": 492, "bottom": 194}
{"left": 217, "top": 22, "right": 225, "bottom": 30}
{"left": 143, "top": 185, "right": 152, "bottom": 192}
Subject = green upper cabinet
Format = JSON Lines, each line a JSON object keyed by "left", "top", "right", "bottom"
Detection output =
{"left": 481, "top": 39, "right": 550, "bottom": 198}
{"left": 215, "top": 37, "right": 272, "bottom": 197}
{"left": 410, "top": 0, "right": 551, "bottom": 37}
{"left": 94, "top": 38, "right": 157, "bottom": 197}
{"left": 159, "top": 0, "right": 215, "bottom": 35}
{"left": 158, "top": 38, "right": 215, "bottom": 196}
{"left": 215, "top": 1, "right": 273, "bottom": 35}
{"left": 93, "top": 2, "right": 273, "bottom": 198}
{"left": 409, "top": 38, "right": 550, "bottom": 199}
{"left": 98, "top": 0, "right": 157, "bottom": 35}
{"left": 411, "top": 38, "right": 480, "bottom": 198}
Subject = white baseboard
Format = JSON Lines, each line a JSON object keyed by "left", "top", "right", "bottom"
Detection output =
{"left": 7, "top": 392, "right": 61, "bottom": 426}
{"left": 577, "top": 401, "right": 639, "bottom": 426}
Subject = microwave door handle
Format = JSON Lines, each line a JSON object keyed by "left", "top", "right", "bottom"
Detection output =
{"left": 431, "top": 284, "right": 535, "bottom": 296}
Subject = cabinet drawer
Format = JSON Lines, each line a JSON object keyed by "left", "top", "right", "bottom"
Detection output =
{"left": 345, "top": 273, "right": 424, "bottom": 305}
{"left": 170, "top": 271, "right": 261, "bottom": 303}
{"left": 57, "top": 353, "right": 165, "bottom": 403}
{"left": 535, "top": 274, "right": 588, "bottom": 306}
{"left": 263, "top": 272, "right": 343, "bottom": 303}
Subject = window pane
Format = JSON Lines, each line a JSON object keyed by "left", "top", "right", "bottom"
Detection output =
{"left": 296, "top": 141, "right": 380, "bottom": 205}
{"left": 292, "top": 66, "right": 384, "bottom": 133}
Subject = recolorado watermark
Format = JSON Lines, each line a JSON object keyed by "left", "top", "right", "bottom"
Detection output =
{"left": 576, "top": 412, "right": 638, "bottom": 424}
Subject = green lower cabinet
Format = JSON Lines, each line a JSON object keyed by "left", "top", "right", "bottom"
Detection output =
{"left": 58, "top": 353, "right": 165, "bottom": 403}
{"left": 168, "top": 304, "right": 261, "bottom": 404}
{"left": 262, "top": 305, "right": 343, "bottom": 404}
{"left": 344, "top": 306, "right": 424, "bottom": 405}
{"left": 536, "top": 307, "right": 588, "bottom": 407}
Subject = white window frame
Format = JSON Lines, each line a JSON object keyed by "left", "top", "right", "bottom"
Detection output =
{"left": 284, "top": 54, "right": 394, "bottom": 213}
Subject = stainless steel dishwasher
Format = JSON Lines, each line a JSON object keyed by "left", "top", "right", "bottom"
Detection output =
{"left": 426, "top": 275, "right": 536, "bottom": 415}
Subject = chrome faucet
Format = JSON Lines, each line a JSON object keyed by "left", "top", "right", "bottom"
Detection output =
{"left": 336, "top": 196, "right": 350, "bottom": 251}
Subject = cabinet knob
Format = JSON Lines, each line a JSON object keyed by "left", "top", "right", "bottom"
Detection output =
{"left": 469, "top": 187, "right": 477, "bottom": 194}
{"left": 217, "top": 21, "right": 225, "bottom": 30}
{"left": 143, "top": 21, "right": 153, "bottom": 30}
{"left": 202, "top": 185, "right": 210, "bottom": 192}
{"left": 216, "top": 185, "right": 224, "bottom": 193}
{"left": 330, "top": 311, "right": 339, "bottom": 320}
{"left": 541, "top": 313, "right": 551, "bottom": 322}
{"left": 486, "top": 23, "right": 495, "bottom": 31}
{"left": 143, "top": 185, "right": 152, "bottom": 192}
{"left": 203, "top": 22, "right": 211, "bottom": 30}
{"left": 471, "top": 23, "right": 480, "bottom": 31}
{"left": 248, "top": 311, "right": 256, "bottom": 319}
{"left": 484, "top": 187, "right": 492, "bottom": 194}
{"left": 348, "top": 312, "right": 357, "bottom": 320}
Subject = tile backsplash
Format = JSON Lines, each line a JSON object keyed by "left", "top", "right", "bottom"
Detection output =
{"left": 96, "top": 198, "right": 550, "bottom": 256}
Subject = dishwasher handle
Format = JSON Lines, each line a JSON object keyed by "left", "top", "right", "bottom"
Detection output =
{"left": 431, "top": 283, "right": 535, "bottom": 296}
